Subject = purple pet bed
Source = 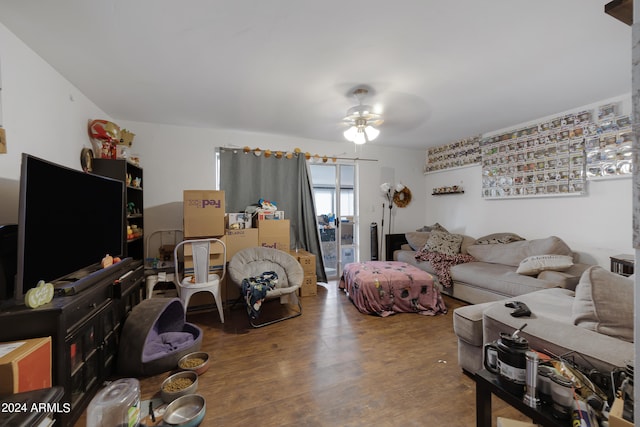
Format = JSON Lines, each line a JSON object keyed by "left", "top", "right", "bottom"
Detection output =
{"left": 117, "top": 298, "right": 202, "bottom": 376}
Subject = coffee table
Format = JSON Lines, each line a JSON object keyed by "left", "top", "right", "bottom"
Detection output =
{"left": 475, "top": 369, "right": 567, "bottom": 427}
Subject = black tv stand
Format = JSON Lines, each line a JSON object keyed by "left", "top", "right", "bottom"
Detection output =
{"left": 53, "top": 260, "right": 130, "bottom": 296}
{"left": 0, "top": 258, "right": 144, "bottom": 427}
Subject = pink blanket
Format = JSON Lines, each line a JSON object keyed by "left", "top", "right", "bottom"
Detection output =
{"left": 339, "top": 261, "right": 447, "bottom": 317}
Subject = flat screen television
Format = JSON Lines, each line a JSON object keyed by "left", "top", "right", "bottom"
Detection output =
{"left": 15, "top": 153, "right": 125, "bottom": 301}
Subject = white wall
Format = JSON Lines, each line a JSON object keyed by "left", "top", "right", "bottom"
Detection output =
{"left": 118, "top": 119, "right": 428, "bottom": 262}
{"left": 0, "top": 21, "right": 111, "bottom": 223}
{"left": 424, "top": 94, "right": 634, "bottom": 268}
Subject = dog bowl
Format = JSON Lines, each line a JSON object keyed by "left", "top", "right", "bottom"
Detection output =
{"left": 178, "top": 351, "right": 210, "bottom": 375}
{"left": 160, "top": 371, "right": 198, "bottom": 403}
{"left": 163, "top": 394, "right": 206, "bottom": 426}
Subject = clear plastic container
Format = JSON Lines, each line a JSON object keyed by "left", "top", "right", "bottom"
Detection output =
{"left": 87, "top": 378, "right": 140, "bottom": 427}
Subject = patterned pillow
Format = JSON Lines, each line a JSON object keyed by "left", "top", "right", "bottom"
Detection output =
{"left": 424, "top": 231, "right": 463, "bottom": 256}
{"left": 475, "top": 232, "right": 525, "bottom": 245}
{"left": 416, "top": 223, "right": 448, "bottom": 233}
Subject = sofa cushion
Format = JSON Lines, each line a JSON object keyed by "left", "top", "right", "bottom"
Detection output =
{"left": 475, "top": 232, "right": 524, "bottom": 245}
{"left": 394, "top": 250, "right": 438, "bottom": 276}
{"left": 466, "top": 236, "right": 573, "bottom": 267}
{"left": 516, "top": 254, "right": 574, "bottom": 276}
{"left": 424, "top": 231, "right": 463, "bottom": 256}
{"left": 572, "top": 266, "right": 633, "bottom": 342}
{"left": 460, "top": 235, "right": 477, "bottom": 255}
{"left": 451, "top": 262, "right": 558, "bottom": 297}
{"left": 405, "top": 232, "right": 430, "bottom": 251}
{"left": 453, "top": 301, "right": 495, "bottom": 346}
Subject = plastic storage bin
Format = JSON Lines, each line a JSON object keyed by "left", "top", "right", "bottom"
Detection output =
{"left": 87, "top": 378, "right": 140, "bottom": 427}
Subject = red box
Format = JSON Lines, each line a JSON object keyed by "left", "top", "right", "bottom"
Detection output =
{"left": 0, "top": 337, "right": 52, "bottom": 396}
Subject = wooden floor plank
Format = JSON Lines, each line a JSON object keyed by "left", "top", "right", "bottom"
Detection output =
{"left": 75, "top": 281, "right": 532, "bottom": 426}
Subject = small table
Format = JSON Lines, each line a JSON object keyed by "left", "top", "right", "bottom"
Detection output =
{"left": 610, "top": 254, "right": 634, "bottom": 277}
{"left": 475, "top": 369, "right": 566, "bottom": 427}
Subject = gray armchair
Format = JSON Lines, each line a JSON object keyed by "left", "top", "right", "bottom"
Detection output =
{"left": 228, "top": 247, "right": 304, "bottom": 327}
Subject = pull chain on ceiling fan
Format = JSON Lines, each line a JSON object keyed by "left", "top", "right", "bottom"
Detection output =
{"left": 343, "top": 88, "right": 383, "bottom": 145}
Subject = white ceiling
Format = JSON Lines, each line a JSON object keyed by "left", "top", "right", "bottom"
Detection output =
{"left": 0, "top": 1, "right": 632, "bottom": 149}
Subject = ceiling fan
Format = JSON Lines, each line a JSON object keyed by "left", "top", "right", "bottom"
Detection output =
{"left": 342, "top": 87, "right": 384, "bottom": 145}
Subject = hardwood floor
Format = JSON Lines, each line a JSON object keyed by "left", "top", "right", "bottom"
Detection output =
{"left": 76, "top": 281, "right": 532, "bottom": 426}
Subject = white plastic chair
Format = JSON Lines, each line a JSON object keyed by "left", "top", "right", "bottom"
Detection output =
{"left": 173, "top": 238, "right": 226, "bottom": 323}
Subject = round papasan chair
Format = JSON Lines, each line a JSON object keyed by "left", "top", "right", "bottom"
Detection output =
{"left": 228, "top": 247, "right": 304, "bottom": 327}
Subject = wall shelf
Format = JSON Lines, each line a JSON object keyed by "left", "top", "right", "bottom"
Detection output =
{"left": 605, "top": 0, "right": 632, "bottom": 26}
{"left": 432, "top": 191, "right": 465, "bottom": 196}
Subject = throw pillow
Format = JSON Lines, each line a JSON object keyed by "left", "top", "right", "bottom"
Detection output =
{"left": 405, "top": 232, "right": 430, "bottom": 251}
{"left": 416, "top": 223, "right": 448, "bottom": 233}
{"left": 516, "top": 254, "right": 574, "bottom": 276}
{"left": 572, "top": 266, "right": 633, "bottom": 342}
{"left": 474, "top": 232, "right": 525, "bottom": 245}
{"left": 424, "top": 231, "right": 463, "bottom": 256}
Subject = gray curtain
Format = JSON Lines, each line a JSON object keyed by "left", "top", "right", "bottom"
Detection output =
{"left": 219, "top": 150, "right": 327, "bottom": 282}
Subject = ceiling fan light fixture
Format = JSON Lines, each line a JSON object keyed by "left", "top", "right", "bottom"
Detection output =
{"left": 352, "top": 129, "right": 367, "bottom": 145}
{"left": 343, "top": 126, "right": 357, "bottom": 141}
{"left": 364, "top": 125, "right": 379, "bottom": 140}
{"left": 342, "top": 87, "right": 384, "bottom": 144}
{"left": 344, "top": 123, "right": 380, "bottom": 144}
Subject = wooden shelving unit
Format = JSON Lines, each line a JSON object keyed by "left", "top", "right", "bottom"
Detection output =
{"left": 605, "top": 0, "right": 632, "bottom": 26}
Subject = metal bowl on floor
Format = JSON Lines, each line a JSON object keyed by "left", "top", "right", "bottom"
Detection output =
{"left": 178, "top": 351, "right": 210, "bottom": 375}
{"left": 160, "top": 371, "right": 198, "bottom": 403}
{"left": 162, "top": 394, "right": 206, "bottom": 427}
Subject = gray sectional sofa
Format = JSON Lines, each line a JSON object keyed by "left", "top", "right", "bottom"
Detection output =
{"left": 453, "top": 266, "right": 634, "bottom": 376}
{"left": 393, "top": 231, "right": 591, "bottom": 305}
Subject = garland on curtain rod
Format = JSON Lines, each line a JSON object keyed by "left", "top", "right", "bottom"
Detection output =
{"left": 219, "top": 146, "right": 377, "bottom": 162}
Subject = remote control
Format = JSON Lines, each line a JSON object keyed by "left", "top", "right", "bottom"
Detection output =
{"left": 505, "top": 301, "right": 531, "bottom": 317}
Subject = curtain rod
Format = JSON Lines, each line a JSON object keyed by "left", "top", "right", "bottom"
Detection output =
{"left": 219, "top": 146, "right": 378, "bottom": 162}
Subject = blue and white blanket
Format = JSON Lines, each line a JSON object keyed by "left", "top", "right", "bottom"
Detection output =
{"left": 241, "top": 271, "right": 278, "bottom": 319}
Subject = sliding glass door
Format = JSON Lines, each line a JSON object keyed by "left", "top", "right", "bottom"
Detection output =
{"left": 309, "top": 164, "right": 357, "bottom": 280}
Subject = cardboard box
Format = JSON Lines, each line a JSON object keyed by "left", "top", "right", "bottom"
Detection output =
{"left": 0, "top": 337, "right": 52, "bottom": 396}
{"left": 320, "top": 228, "right": 336, "bottom": 242}
{"left": 289, "top": 249, "right": 316, "bottom": 275}
{"left": 188, "top": 274, "right": 240, "bottom": 308}
{"left": 299, "top": 275, "right": 317, "bottom": 297}
{"left": 340, "top": 222, "right": 354, "bottom": 244}
{"left": 496, "top": 418, "right": 537, "bottom": 427}
{"left": 258, "top": 219, "right": 290, "bottom": 251}
{"left": 226, "top": 229, "right": 259, "bottom": 259}
{"left": 183, "top": 190, "right": 225, "bottom": 238}
{"left": 256, "top": 210, "right": 284, "bottom": 221}
{"left": 184, "top": 236, "right": 226, "bottom": 270}
{"left": 609, "top": 398, "right": 634, "bottom": 427}
{"left": 226, "top": 213, "right": 252, "bottom": 230}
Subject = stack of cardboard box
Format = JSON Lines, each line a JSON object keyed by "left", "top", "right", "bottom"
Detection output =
{"left": 184, "top": 190, "right": 310, "bottom": 301}
{"left": 290, "top": 250, "right": 317, "bottom": 296}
